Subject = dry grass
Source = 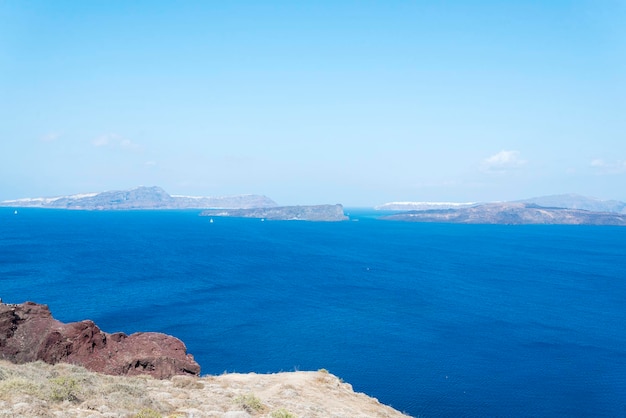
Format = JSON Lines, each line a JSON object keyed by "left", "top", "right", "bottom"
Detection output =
{"left": 0, "top": 360, "right": 412, "bottom": 417}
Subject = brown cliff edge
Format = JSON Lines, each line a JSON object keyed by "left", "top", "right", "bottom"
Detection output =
{"left": 0, "top": 301, "right": 200, "bottom": 379}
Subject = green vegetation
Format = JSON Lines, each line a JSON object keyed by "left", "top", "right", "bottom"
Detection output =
{"left": 271, "top": 408, "right": 297, "bottom": 418}
{"left": 49, "top": 376, "right": 80, "bottom": 402}
{"left": 133, "top": 408, "right": 162, "bottom": 418}
{"left": 0, "top": 360, "right": 165, "bottom": 415}
{"left": 0, "top": 359, "right": 409, "bottom": 417}
{"left": 234, "top": 392, "right": 265, "bottom": 413}
{"left": 0, "top": 377, "right": 42, "bottom": 399}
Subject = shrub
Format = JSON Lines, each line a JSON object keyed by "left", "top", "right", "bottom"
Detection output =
{"left": 49, "top": 376, "right": 80, "bottom": 402}
{"left": 271, "top": 408, "right": 297, "bottom": 418}
{"left": 0, "top": 378, "right": 43, "bottom": 399}
{"left": 133, "top": 408, "right": 162, "bottom": 418}
{"left": 104, "top": 382, "right": 146, "bottom": 397}
{"left": 234, "top": 393, "right": 265, "bottom": 413}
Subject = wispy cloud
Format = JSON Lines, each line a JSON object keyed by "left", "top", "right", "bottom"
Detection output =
{"left": 92, "top": 134, "right": 117, "bottom": 147}
{"left": 481, "top": 150, "right": 527, "bottom": 173}
{"left": 41, "top": 132, "right": 62, "bottom": 142}
{"left": 120, "top": 138, "right": 141, "bottom": 150}
{"left": 92, "top": 133, "right": 141, "bottom": 150}
{"left": 590, "top": 159, "right": 605, "bottom": 168}
{"left": 590, "top": 158, "right": 626, "bottom": 174}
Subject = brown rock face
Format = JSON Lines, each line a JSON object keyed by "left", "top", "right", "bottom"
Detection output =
{"left": 0, "top": 301, "right": 200, "bottom": 378}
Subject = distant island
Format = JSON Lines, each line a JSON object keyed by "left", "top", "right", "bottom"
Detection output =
{"left": 515, "top": 194, "right": 626, "bottom": 214}
{"left": 376, "top": 194, "right": 626, "bottom": 225}
{"left": 381, "top": 202, "right": 626, "bottom": 225}
{"left": 377, "top": 194, "right": 626, "bottom": 215}
{"left": 5, "top": 188, "right": 625, "bottom": 225}
{"left": 201, "top": 204, "right": 349, "bottom": 222}
{"left": 0, "top": 186, "right": 277, "bottom": 210}
{"left": 376, "top": 201, "right": 479, "bottom": 211}
{"left": 1, "top": 186, "right": 350, "bottom": 221}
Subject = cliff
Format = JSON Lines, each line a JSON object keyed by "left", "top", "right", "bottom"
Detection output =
{"left": 382, "top": 203, "right": 626, "bottom": 225}
{"left": 0, "top": 301, "right": 200, "bottom": 379}
{"left": 200, "top": 204, "right": 349, "bottom": 222}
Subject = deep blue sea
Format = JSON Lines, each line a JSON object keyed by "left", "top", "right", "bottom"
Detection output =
{"left": 1, "top": 208, "right": 626, "bottom": 417}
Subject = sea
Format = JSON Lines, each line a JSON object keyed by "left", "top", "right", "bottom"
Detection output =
{"left": 1, "top": 208, "right": 625, "bottom": 417}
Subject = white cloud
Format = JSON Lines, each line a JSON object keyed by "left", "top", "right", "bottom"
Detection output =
{"left": 92, "top": 133, "right": 118, "bottom": 147}
{"left": 41, "top": 132, "right": 62, "bottom": 142}
{"left": 92, "top": 134, "right": 141, "bottom": 151}
{"left": 590, "top": 158, "right": 626, "bottom": 174}
{"left": 120, "top": 138, "right": 140, "bottom": 150}
{"left": 481, "top": 150, "right": 527, "bottom": 173}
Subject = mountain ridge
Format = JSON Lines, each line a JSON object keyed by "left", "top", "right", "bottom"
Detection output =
{"left": 201, "top": 204, "right": 349, "bottom": 222}
{"left": 382, "top": 202, "right": 626, "bottom": 225}
{"left": 0, "top": 186, "right": 277, "bottom": 210}
{"left": 377, "top": 194, "right": 626, "bottom": 214}
{"left": 516, "top": 193, "right": 626, "bottom": 214}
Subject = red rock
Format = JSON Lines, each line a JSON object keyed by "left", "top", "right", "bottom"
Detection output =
{"left": 0, "top": 301, "right": 200, "bottom": 379}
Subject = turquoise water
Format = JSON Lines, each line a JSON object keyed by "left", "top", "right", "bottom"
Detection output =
{"left": 1, "top": 208, "right": 625, "bottom": 416}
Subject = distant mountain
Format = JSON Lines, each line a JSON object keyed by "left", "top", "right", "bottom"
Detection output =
{"left": 376, "top": 194, "right": 626, "bottom": 214}
{"left": 382, "top": 202, "right": 626, "bottom": 226}
{"left": 200, "top": 204, "right": 349, "bottom": 222}
{"left": 517, "top": 194, "right": 626, "bottom": 214}
{"left": 0, "top": 186, "right": 277, "bottom": 210}
{"left": 375, "top": 201, "right": 479, "bottom": 211}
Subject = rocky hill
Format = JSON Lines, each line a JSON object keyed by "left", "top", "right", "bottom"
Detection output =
{"left": 382, "top": 202, "right": 626, "bottom": 225}
{"left": 201, "top": 204, "right": 349, "bottom": 222}
{"left": 517, "top": 194, "right": 626, "bottom": 214}
{"left": 0, "top": 187, "right": 277, "bottom": 210}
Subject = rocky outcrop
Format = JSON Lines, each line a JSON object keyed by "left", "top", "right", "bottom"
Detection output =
{"left": 200, "top": 204, "right": 349, "bottom": 221}
{"left": 0, "top": 301, "right": 200, "bottom": 379}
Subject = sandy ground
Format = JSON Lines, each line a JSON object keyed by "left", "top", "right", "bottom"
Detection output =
{"left": 0, "top": 360, "right": 412, "bottom": 417}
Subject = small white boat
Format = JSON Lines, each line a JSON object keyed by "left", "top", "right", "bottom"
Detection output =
{"left": 209, "top": 218, "right": 214, "bottom": 223}
{"left": 14, "top": 210, "right": 18, "bottom": 215}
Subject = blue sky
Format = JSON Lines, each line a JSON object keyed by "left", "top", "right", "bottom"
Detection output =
{"left": 1, "top": 1, "right": 624, "bottom": 206}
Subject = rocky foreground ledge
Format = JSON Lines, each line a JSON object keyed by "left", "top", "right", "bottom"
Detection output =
{"left": 0, "top": 302, "right": 411, "bottom": 417}
{"left": 0, "top": 301, "right": 200, "bottom": 379}
{"left": 0, "top": 361, "right": 411, "bottom": 417}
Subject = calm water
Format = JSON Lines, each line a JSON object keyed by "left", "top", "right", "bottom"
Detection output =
{"left": 1, "top": 208, "right": 625, "bottom": 417}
